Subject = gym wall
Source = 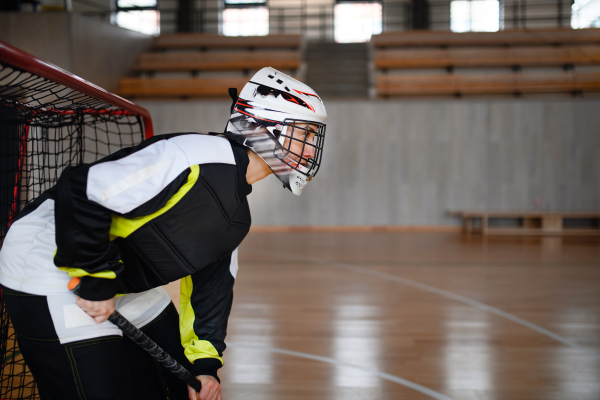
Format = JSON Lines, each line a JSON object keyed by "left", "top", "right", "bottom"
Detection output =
{"left": 139, "top": 98, "right": 600, "bottom": 227}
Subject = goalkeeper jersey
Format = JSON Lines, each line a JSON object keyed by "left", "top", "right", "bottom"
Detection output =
{"left": 0, "top": 132, "right": 252, "bottom": 378}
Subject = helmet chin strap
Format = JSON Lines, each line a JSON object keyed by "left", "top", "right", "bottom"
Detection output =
{"left": 228, "top": 88, "right": 239, "bottom": 114}
{"left": 289, "top": 165, "right": 311, "bottom": 196}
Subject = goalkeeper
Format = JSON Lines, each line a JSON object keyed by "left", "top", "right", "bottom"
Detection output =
{"left": 0, "top": 67, "right": 327, "bottom": 400}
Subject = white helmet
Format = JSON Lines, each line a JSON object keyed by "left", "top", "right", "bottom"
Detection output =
{"left": 224, "top": 67, "right": 327, "bottom": 195}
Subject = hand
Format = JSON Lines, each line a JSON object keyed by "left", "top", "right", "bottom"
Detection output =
{"left": 75, "top": 296, "right": 115, "bottom": 323}
{"left": 188, "top": 375, "right": 221, "bottom": 400}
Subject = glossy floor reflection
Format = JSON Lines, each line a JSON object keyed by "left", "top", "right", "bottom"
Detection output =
{"left": 165, "top": 232, "right": 600, "bottom": 400}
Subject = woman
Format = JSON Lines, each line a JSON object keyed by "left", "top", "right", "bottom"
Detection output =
{"left": 0, "top": 67, "right": 327, "bottom": 400}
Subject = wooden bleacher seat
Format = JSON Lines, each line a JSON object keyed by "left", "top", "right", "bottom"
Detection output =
{"left": 153, "top": 34, "right": 301, "bottom": 50}
{"left": 377, "top": 73, "right": 600, "bottom": 96}
{"left": 375, "top": 45, "right": 600, "bottom": 70}
{"left": 449, "top": 210, "right": 600, "bottom": 236}
{"left": 120, "top": 77, "right": 250, "bottom": 98}
{"left": 373, "top": 28, "right": 600, "bottom": 48}
{"left": 133, "top": 50, "right": 300, "bottom": 73}
{"left": 119, "top": 34, "right": 303, "bottom": 99}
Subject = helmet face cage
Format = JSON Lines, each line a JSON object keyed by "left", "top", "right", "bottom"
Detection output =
{"left": 228, "top": 112, "right": 326, "bottom": 180}
{"left": 277, "top": 118, "right": 326, "bottom": 178}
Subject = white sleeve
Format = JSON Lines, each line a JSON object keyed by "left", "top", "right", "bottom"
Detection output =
{"left": 86, "top": 135, "right": 236, "bottom": 214}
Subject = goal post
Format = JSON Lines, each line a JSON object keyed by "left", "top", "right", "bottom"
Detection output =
{"left": 0, "top": 40, "right": 154, "bottom": 400}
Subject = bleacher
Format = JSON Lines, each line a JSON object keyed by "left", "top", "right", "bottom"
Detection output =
{"left": 120, "top": 34, "right": 302, "bottom": 99}
{"left": 373, "top": 28, "right": 600, "bottom": 97}
{"left": 118, "top": 29, "right": 600, "bottom": 99}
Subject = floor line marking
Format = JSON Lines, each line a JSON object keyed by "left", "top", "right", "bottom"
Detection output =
{"left": 228, "top": 343, "right": 458, "bottom": 400}
{"left": 250, "top": 250, "right": 600, "bottom": 361}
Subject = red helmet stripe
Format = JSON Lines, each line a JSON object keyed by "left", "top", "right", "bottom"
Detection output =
{"left": 282, "top": 92, "right": 315, "bottom": 113}
{"left": 293, "top": 89, "right": 321, "bottom": 100}
{"left": 237, "top": 100, "right": 253, "bottom": 108}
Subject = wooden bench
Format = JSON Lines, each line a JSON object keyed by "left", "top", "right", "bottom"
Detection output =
{"left": 133, "top": 51, "right": 300, "bottom": 73}
{"left": 449, "top": 211, "right": 600, "bottom": 235}
{"left": 377, "top": 73, "right": 600, "bottom": 96}
{"left": 153, "top": 34, "right": 302, "bottom": 50}
{"left": 373, "top": 28, "right": 600, "bottom": 48}
{"left": 375, "top": 45, "right": 600, "bottom": 69}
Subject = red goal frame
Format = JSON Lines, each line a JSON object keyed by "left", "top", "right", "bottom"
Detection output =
{"left": 0, "top": 40, "right": 154, "bottom": 400}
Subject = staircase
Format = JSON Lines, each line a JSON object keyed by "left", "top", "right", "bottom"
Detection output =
{"left": 304, "top": 42, "right": 370, "bottom": 98}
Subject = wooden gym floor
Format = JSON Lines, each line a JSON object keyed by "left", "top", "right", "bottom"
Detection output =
{"left": 166, "top": 231, "right": 600, "bottom": 400}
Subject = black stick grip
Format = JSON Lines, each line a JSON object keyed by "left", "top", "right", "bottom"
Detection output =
{"left": 108, "top": 311, "right": 202, "bottom": 393}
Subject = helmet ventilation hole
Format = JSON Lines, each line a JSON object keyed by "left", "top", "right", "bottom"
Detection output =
{"left": 257, "top": 85, "right": 271, "bottom": 96}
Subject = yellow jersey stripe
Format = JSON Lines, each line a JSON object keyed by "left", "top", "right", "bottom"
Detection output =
{"left": 109, "top": 165, "right": 200, "bottom": 239}
{"left": 57, "top": 267, "right": 117, "bottom": 279}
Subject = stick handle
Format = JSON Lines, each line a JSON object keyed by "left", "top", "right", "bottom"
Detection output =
{"left": 108, "top": 310, "right": 203, "bottom": 393}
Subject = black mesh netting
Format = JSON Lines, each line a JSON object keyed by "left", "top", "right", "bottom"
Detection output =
{"left": 0, "top": 60, "right": 146, "bottom": 399}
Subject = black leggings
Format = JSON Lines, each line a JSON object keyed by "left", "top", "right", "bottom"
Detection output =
{"left": 1, "top": 287, "right": 193, "bottom": 400}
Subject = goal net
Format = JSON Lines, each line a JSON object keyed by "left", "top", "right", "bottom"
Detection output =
{"left": 0, "top": 41, "right": 153, "bottom": 400}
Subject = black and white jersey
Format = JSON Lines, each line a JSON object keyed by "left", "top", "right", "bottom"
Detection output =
{"left": 0, "top": 133, "right": 252, "bottom": 378}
